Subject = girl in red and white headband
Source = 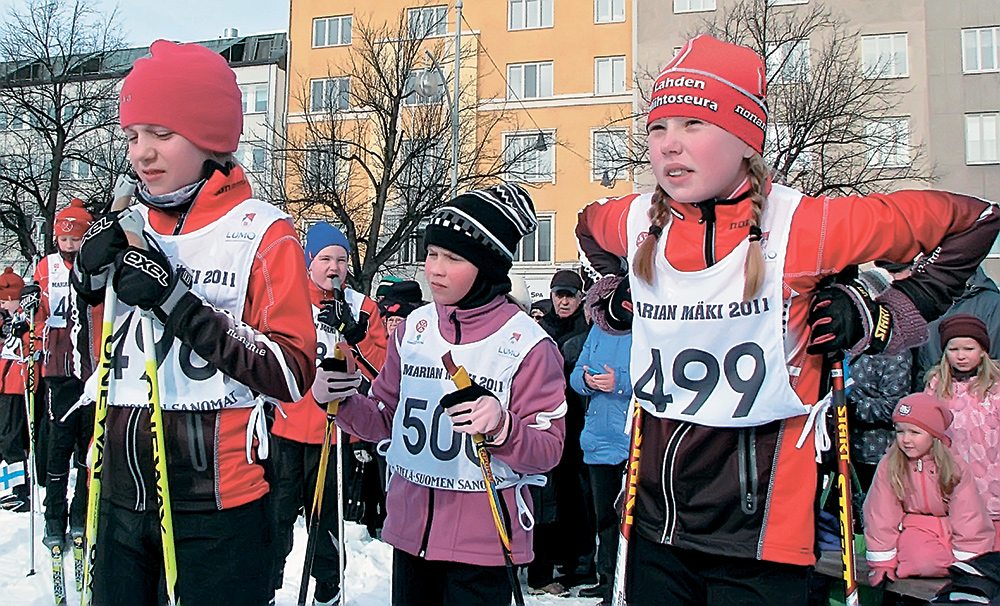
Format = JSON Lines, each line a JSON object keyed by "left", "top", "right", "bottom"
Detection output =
{"left": 576, "top": 34, "right": 1000, "bottom": 604}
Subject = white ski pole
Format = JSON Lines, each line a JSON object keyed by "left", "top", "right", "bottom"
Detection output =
{"left": 336, "top": 425, "right": 346, "bottom": 605}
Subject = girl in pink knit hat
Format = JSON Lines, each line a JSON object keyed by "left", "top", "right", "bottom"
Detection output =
{"left": 575, "top": 33, "right": 1000, "bottom": 605}
{"left": 924, "top": 313, "right": 1000, "bottom": 548}
{"left": 863, "top": 393, "right": 993, "bottom": 583}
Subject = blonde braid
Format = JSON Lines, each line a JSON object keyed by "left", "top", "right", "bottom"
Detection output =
{"left": 633, "top": 185, "right": 672, "bottom": 285}
{"left": 742, "top": 154, "right": 769, "bottom": 301}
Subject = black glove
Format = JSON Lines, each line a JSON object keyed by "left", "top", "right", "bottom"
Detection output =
{"left": 313, "top": 354, "right": 362, "bottom": 406}
{"left": 113, "top": 246, "right": 192, "bottom": 324}
{"left": 78, "top": 211, "right": 129, "bottom": 275}
{"left": 807, "top": 280, "right": 891, "bottom": 356}
{"left": 9, "top": 320, "right": 29, "bottom": 339}
{"left": 605, "top": 275, "right": 632, "bottom": 331}
{"left": 19, "top": 284, "right": 40, "bottom": 314}
{"left": 352, "top": 441, "right": 374, "bottom": 464}
{"left": 318, "top": 297, "right": 368, "bottom": 346}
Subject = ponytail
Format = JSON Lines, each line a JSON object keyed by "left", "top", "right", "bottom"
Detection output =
{"left": 632, "top": 186, "right": 671, "bottom": 285}
{"left": 743, "top": 153, "right": 769, "bottom": 301}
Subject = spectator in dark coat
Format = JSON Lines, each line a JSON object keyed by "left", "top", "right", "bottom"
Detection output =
{"left": 914, "top": 267, "right": 1000, "bottom": 388}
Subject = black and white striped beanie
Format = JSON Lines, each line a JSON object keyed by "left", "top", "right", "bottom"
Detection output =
{"left": 424, "top": 183, "right": 537, "bottom": 279}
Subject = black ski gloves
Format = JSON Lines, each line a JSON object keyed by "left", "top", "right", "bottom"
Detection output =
{"left": 606, "top": 275, "right": 633, "bottom": 332}
{"left": 807, "top": 279, "right": 891, "bottom": 356}
{"left": 113, "top": 246, "right": 192, "bottom": 324}
{"left": 0, "top": 311, "right": 28, "bottom": 339}
{"left": 73, "top": 210, "right": 132, "bottom": 305}
{"left": 19, "top": 284, "right": 40, "bottom": 314}
{"left": 318, "top": 296, "right": 368, "bottom": 346}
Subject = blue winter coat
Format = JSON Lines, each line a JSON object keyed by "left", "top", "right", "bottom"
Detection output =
{"left": 570, "top": 325, "right": 632, "bottom": 465}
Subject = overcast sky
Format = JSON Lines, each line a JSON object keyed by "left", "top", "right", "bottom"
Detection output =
{"left": 0, "top": 0, "right": 289, "bottom": 47}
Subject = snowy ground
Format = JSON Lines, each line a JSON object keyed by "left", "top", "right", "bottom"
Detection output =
{"left": 1, "top": 494, "right": 601, "bottom": 606}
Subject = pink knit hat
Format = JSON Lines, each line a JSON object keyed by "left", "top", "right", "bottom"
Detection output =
{"left": 119, "top": 40, "right": 243, "bottom": 153}
{"left": 648, "top": 35, "right": 768, "bottom": 154}
{"left": 893, "top": 393, "right": 954, "bottom": 446}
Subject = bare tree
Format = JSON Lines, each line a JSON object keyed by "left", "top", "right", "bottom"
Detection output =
{"left": 0, "top": 0, "right": 128, "bottom": 265}
{"left": 602, "top": 0, "right": 936, "bottom": 196}
{"left": 262, "top": 9, "right": 535, "bottom": 293}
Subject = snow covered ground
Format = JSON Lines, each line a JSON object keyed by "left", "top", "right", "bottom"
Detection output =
{"left": 1, "top": 502, "right": 601, "bottom": 606}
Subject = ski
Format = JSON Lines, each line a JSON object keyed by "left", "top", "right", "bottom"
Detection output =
{"left": 71, "top": 529, "right": 84, "bottom": 593}
{"left": 45, "top": 539, "right": 67, "bottom": 605}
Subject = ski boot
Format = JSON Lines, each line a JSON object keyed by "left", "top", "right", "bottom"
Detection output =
{"left": 43, "top": 519, "right": 67, "bottom": 605}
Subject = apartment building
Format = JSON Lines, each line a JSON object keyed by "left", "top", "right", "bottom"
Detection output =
{"left": 287, "top": 0, "right": 633, "bottom": 297}
{"left": 637, "top": 0, "right": 1000, "bottom": 271}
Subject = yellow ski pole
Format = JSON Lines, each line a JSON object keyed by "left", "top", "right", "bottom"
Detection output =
{"left": 82, "top": 185, "right": 137, "bottom": 606}
{"left": 119, "top": 214, "right": 180, "bottom": 605}
{"left": 441, "top": 351, "right": 525, "bottom": 606}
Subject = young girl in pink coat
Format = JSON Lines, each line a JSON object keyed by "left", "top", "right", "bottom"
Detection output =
{"left": 925, "top": 314, "right": 1000, "bottom": 547}
{"left": 863, "top": 393, "right": 994, "bottom": 584}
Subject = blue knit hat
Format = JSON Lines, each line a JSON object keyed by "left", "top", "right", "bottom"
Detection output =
{"left": 304, "top": 221, "right": 351, "bottom": 267}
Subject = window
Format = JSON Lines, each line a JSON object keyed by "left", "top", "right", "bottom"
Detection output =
{"left": 963, "top": 27, "right": 999, "bottom": 73}
{"left": 514, "top": 214, "right": 553, "bottom": 262}
{"left": 861, "top": 34, "right": 908, "bottom": 78}
{"left": 305, "top": 142, "right": 349, "bottom": 193}
{"left": 398, "top": 138, "right": 447, "bottom": 204}
{"left": 237, "top": 141, "right": 267, "bottom": 172}
{"left": 595, "top": 0, "right": 625, "bottom": 23}
{"left": 966, "top": 113, "right": 999, "bottom": 164}
{"left": 865, "top": 118, "right": 910, "bottom": 168}
{"left": 408, "top": 6, "right": 448, "bottom": 38}
{"left": 404, "top": 70, "right": 445, "bottom": 106}
{"left": 313, "top": 15, "right": 352, "bottom": 48}
{"left": 595, "top": 56, "right": 626, "bottom": 95}
{"left": 398, "top": 223, "right": 428, "bottom": 264}
{"left": 310, "top": 77, "right": 350, "bottom": 112}
{"left": 504, "top": 131, "right": 554, "bottom": 182}
{"left": 60, "top": 158, "right": 91, "bottom": 180}
{"left": 509, "top": 0, "right": 553, "bottom": 31}
{"left": 673, "top": 0, "right": 715, "bottom": 13}
{"left": 507, "top": 61, "right": 554, "bottom": 99}
{"left": 592, "top": 129, "right": 629, "bottom": 181}
{"left": 240, "top": 83, "right": 269, "bottom": 113}
{"left": 766, "top": 39, "right": 810, "bottom": 84}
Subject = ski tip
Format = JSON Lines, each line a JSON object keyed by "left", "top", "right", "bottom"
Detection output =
{"left": 441, "top": 352, "right": 458, "bottom": 376}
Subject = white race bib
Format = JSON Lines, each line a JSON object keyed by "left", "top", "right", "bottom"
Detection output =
{"left": 626, "top": 185, "right": 809, "bottom": 427}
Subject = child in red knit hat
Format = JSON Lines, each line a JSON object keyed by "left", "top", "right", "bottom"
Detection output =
{"left": 71, "top": 40, "right": 316, "bottom": 606}
{"left": 575, "top": 34, "right": 1000, "bottom": 605}
{"left": 31, "top": 197, "right": 96, "bottom": 551}
{"left": 863, "top": 393, "right": 993, "bottom": 583}
{"left": 924, "top": 313, "right": 1000, "bottom": 548}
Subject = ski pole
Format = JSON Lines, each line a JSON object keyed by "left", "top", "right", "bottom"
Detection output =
{"left": 298, "top": 340, "right": 349, "bottom": 606}
{"left": 611, "top": 398, "right": 643, "bottom": 606}
{"left": 441, "top": 352, "right": 525, "bottom": 606}
{"left": 24, "top": 293, "right": 37, "bottom": 577}
{"left": 299, "top": 276, "right": 353, "bottom": 606}
{"left": 336, "top": 424, "right": 346, "bottom": 605}
{"left": 82, "top": 180, "right": 137, "bottom": 606}
{"left": 119, "top": 214, "right": 181, "bottom": 606}
{"left": 832, "top": 358, "right": 860, "bottom": 606}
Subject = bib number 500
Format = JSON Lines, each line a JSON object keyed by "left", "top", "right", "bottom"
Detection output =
{"left": 401, "top": 397, "right": 478, "bottom": 465}
{"left": 635, "top": 344, "right": 765, "bottom": 418}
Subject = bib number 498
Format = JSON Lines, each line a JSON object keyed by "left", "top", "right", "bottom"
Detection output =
{"left": 635, "top": 344, "right": 765, "bottom": 419}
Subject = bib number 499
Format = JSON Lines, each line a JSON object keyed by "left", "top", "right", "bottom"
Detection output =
{"left": 635, "top": 344, "right": 765, "bottom": 419}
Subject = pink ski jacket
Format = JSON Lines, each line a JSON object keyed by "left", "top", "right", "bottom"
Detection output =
{"left": 927, "top": 377, "right": 1000, "bottom": 522}
{"left": 863, "top": 452, "right": 994, "bottom": 578}
{"left": 336, "top": 295, "right": 567, "bottom": 566}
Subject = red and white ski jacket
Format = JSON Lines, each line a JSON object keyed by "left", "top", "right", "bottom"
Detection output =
{"left": 272, "top": 280, "right": 387, "bottom": 444}
{"left": 576, "top": 185, "right": 999, "bottom": 566}
{"left": 0, "top": 308, "right": 29, "bottom": 395}
{"left": 336, "top": 295, "right": 567, "bottom": 566}
{"left": 863, "top": 452, "right": 994, "bottom": 578}
{"left": 101, "top": 164, "right": 316, "bottom": 512}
